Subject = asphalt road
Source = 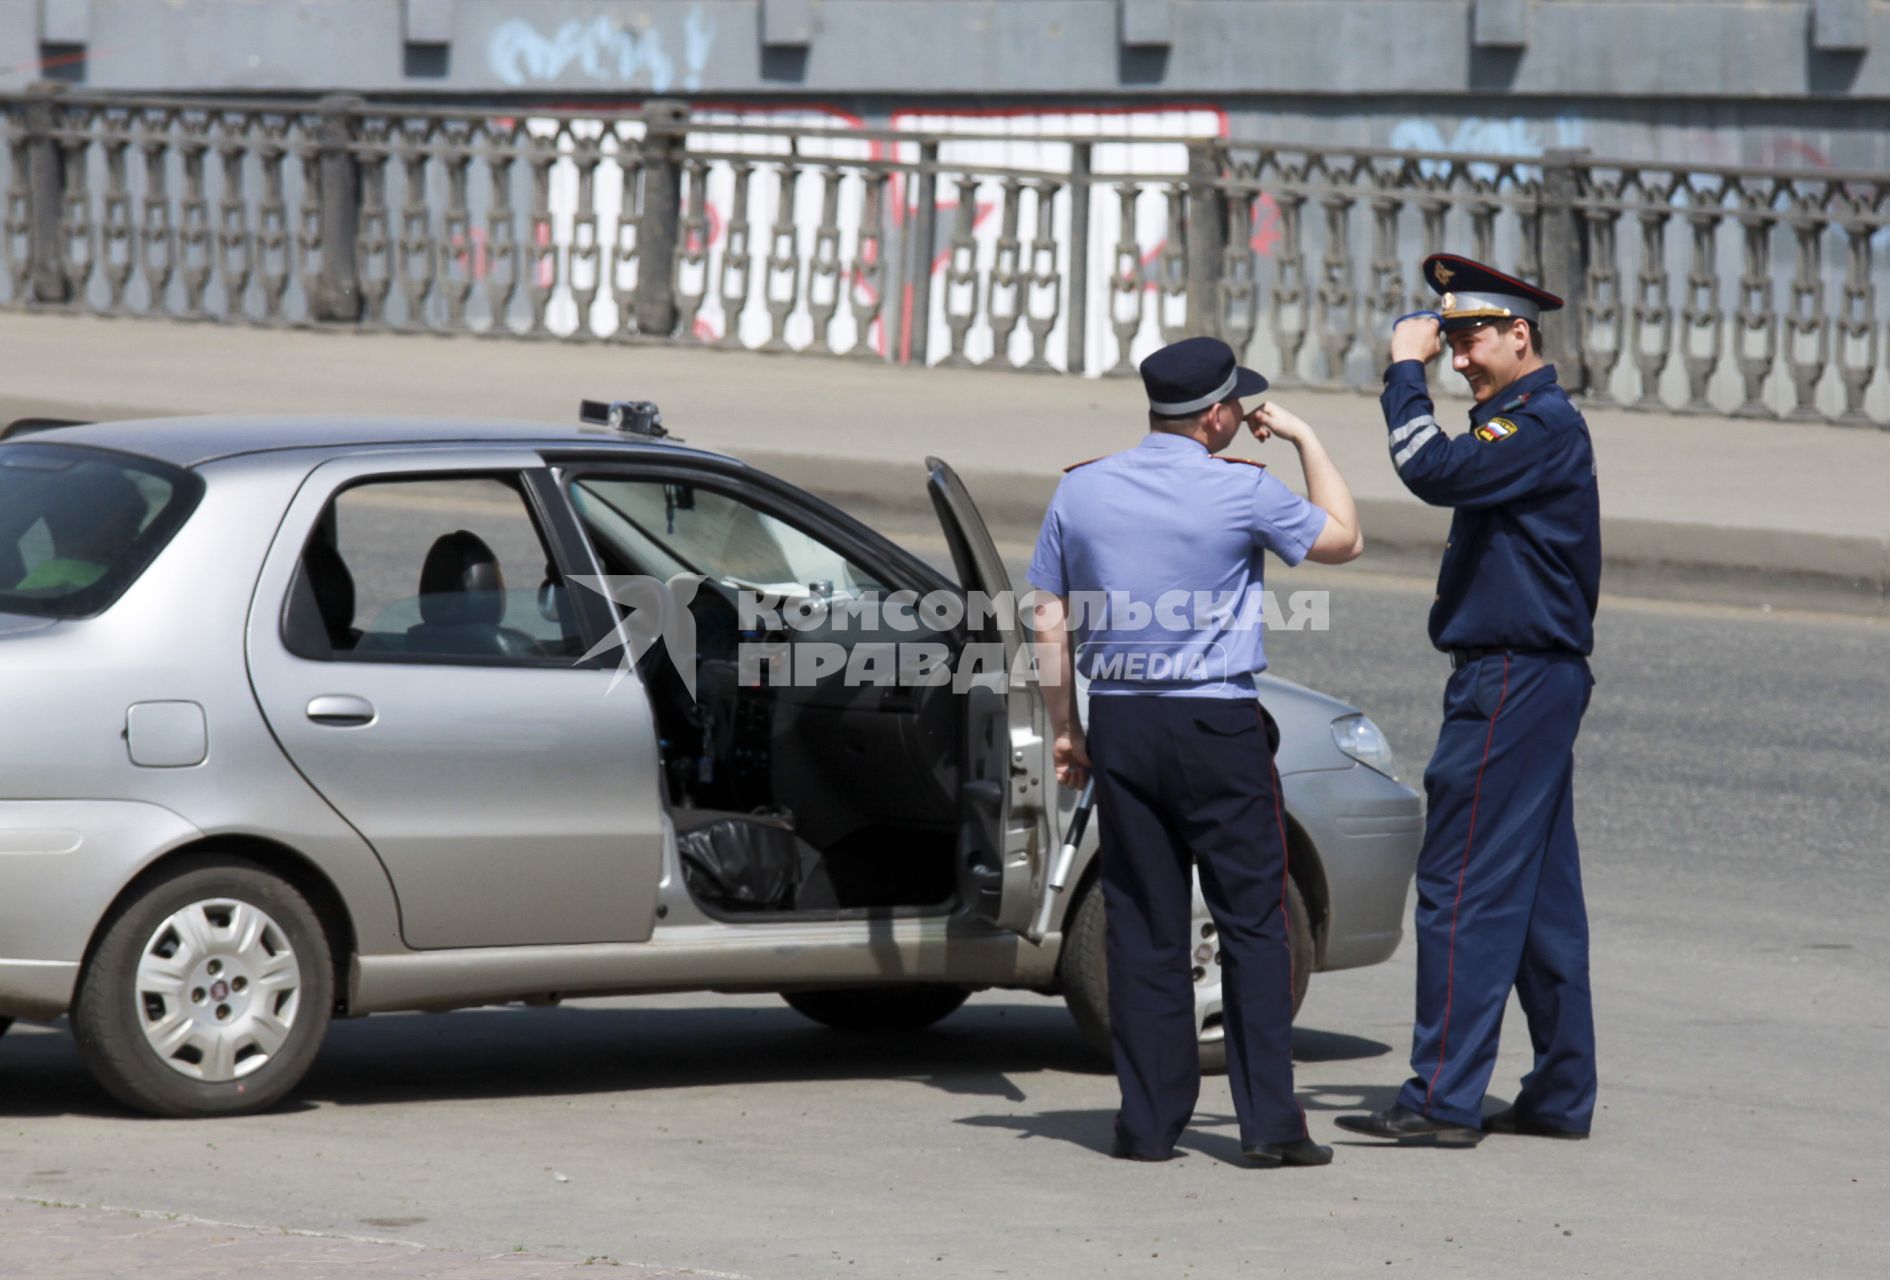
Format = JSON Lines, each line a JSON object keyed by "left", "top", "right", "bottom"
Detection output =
{"left": 3, "top": 571, "right": 1887, "bottom": 1279}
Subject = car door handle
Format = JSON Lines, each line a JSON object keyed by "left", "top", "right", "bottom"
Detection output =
{"left": 306, "top": 694, "right": 376, "bottom": 727}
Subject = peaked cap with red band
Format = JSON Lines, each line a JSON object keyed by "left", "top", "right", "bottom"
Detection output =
{"left": 1423, "top": 254, "right": 1564, "bottom": 334}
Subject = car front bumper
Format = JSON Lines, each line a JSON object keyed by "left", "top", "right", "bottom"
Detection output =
{"left": 1282, "top": 763, "right": 1423, "bottom": 972}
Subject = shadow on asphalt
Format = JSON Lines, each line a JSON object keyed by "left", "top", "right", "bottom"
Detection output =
{"left": 955, "top": 1100, "right": 1409, "bottom": 1168}
{"left": 0, "top": 1003, "right": 1391, "bottom": 1118}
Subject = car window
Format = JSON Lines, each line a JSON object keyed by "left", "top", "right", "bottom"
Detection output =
{"left": 571, "top": 477, "right": 885, "bottom": 598}
{"left": 0, "top": 442, "right": 200, "bottom": 619}
{"left": 284, "top": 474, "right": 585, "bottom": 663}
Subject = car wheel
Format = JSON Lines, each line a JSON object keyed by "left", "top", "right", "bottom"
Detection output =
{"left": 71, "top": 859, "right": 334, "bottom": 1118}
{"left": 781, "top": 985, "right": 973, "bottom": 1032}
{"left": 1059, "top": 873, "right": 1314, "bottom": 1075}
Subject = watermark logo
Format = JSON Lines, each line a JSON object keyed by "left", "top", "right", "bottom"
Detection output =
{"left": 569, "top": 573, "right": 703, "bottom": 696}
{"left": 569, "top": 577, "right": 1329, "bottom": 700}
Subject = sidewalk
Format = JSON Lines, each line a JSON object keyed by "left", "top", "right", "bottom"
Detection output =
{"left": 2, "top": 312, "right": 1886, "bottom": 616}
{"left": 0, "top": 1198, "right": 701, "bottom": 1279}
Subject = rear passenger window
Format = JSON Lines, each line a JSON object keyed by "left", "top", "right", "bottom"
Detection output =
{"left": 0, "top": 442, "right": 200, "bottom": 619}
{"left": 284, "top": 475, "right": 585, "bottom": 663}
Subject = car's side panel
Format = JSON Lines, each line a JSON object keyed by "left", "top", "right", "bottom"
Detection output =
{"left": 244, "top": 450, "right": 668, "bottom": 950}
{"left": 0, "top": 800, "right": 203, "bottom": 1018}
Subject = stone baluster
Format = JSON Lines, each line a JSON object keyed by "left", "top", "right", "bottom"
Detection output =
{"left": 439, "top": 132, "right": 473, "bottom": 330}
{"left": 715, "top": 160, "right": 754, "bottom": 347}
{"left": 1833, "top": 189, "right": 1882, "bottom": 427}
{"left": 1783, "top": 187, "right": 1832, "bottom": 420}
{"left": 1156, "top": 180, "right": 1188, "bottom": 345}
{"left": 986, "top": 177, "right": 1026, "bottom": 364}
{"left": 847, "top": 168, "right": 888, "bottom": 360}
{"left": 396, "top": 121, "right": 436, "bottom": 331}
{"left": 214, "top": 116, "right": 254, "bottom": 320}
{"left": 524, "top": 126, "right": 561, "bottom": 336}
{"left": 1023, "top": 178, "right": 1063, "bottom": 372}
{"left": 940, "top": 172, "right": 981, "bottom": 366}
{"left": 1314, "top": 178, "right": 1357, "bottom": 385}
{"left": 1679, "top": 185, "right": 1725, "bottom": 413}
{"left": 255, "top": 118, "right": 290, "bottom": 321}
{"left": 763, "top": 161, "right": 803, "bottom": 351}
{"left": 1630, "top": 194, "right": 1673, "bottom": 408}
{"left": 1107, "top": 180, "right": 1144, "bottom": 374}
{"left": 139, "top": 112, "right": 177, "bottom": 314}
{"left": 482, "top": 122, "right": 521, "bottom": 332}
{"left": 805, "top": 165, "right": 843, "bottom": 353}
{"left": 1732, "top": 181, "right": 1781, "bottom": 418}
{"left": 672, "top": 155, "right": 710, "bottom": 341}
{"left": 176, "top": 115, "right": 212, "bottom": 315}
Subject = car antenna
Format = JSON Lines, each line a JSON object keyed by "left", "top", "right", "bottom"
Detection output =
{"left": 577, "top": 398, "right": 678, "bottom": 441}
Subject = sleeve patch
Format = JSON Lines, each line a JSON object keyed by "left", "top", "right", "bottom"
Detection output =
{"left": 1473, "top": 418, "right": 1520, "bottom": 444}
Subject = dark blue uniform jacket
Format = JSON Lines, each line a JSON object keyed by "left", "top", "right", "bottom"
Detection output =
{"left": 1381, "top": 361, "right": 1601, "bottom": 654}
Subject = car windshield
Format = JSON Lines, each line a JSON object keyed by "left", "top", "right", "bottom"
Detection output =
{"left": 571, "top": 477, "right": 885, "bottom": 598}
{"left": 0, "top": 441, "right": 201, "bottom": 619}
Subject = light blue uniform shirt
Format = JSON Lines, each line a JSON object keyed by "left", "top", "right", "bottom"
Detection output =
{"left": 1027, "top": 432, "right": 1327, "bottom": 699}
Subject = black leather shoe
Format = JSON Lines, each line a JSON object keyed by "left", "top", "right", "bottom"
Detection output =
{"left": 1333, "top": 1105, "right": 1483, "bottom": 1147}
{"left": 1484, "top": 1105, "right": 1589, "bottom": 1140}
{"left": 1242, "top": 1137, "right": 1334, "bottom": 1167}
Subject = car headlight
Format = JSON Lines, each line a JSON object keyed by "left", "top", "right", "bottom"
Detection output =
{"left": 1331, "top": 714, "right": 1400, "bottom": 780}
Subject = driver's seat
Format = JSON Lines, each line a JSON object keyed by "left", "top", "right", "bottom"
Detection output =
{"left": 405, "top": 530, "right": 537, "bottom": 658}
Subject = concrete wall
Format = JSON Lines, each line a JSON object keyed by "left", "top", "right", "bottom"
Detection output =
{"left": 4, "top": 1, "right": 1887, "bottom": 98}
{"left": 4, "top": 2, "right": 1888, "bottom": 168}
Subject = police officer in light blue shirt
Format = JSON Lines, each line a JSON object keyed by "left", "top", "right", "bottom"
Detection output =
{"left": 1029, "top": 335, "right": 1364, "bottom": 1165}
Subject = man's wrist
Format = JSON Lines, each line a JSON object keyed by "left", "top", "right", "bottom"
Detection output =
{"left": 1384, "top": 358, "right": 1428, "bottom": 383}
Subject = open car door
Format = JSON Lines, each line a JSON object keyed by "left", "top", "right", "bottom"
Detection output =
{"left": 925, "top": 458, "right": 1049, "bottom": 936}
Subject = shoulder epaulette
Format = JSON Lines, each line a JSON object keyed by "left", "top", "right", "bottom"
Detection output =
{"left": 1062, "top": 456, "right": 1106, "bottom": 473}
{"left": 1498, "top": 392, "right": 1532, "bottom": 412}
{"left": 1214, "top": 456, "right": 1267, "bottom": 470}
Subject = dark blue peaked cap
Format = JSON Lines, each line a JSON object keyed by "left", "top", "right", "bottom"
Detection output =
{"left": 1139, "top": 336, "right": 1268, "bottom": 415}
{"left": 1423, "top": 253, "right": 1564, "bottom": 333}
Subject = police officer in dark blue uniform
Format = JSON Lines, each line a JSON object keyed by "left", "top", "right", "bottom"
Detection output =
{"left": 1029, "top": 336, "right": 1364, "bottom": 1165}
{"left": 1336, "top": 255, "right": 1601, "bottom": 1146}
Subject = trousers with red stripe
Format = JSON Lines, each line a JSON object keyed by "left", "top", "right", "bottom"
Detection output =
{"left": 1087, "top": 695, "right": 1306, "bottom": 1156}
{"left": 1397, "top": 650, "right": 1597, "bottom": 1131}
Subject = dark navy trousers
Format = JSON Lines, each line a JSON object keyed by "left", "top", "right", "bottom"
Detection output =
{"left": 1395, "top": 651, "right": 1598, "bottom": 1131}
{"left": 1086, "top": 695, "right": 1307, "bottom": 1155}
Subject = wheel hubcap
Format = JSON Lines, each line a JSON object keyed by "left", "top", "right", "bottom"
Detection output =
{"left": 1190, "top": 871, "right": 1224, "bottom": 1046}
{"left": 134, "top": 898, "right": 301, "bottom": 1082}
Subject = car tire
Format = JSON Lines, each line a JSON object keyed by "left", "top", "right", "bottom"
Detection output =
{"left": 71, "top": 858, "right": 334, "bottom": 1119}
{"left": 781, "top": 985, "right": 973, "bottom": 1033}
{"left": 1058, "top": 876, "right": 1314, "bottom": 1076}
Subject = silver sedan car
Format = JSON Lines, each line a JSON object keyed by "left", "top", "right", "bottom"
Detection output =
{"left": 0, "top": 407, "right": 1422, "bottom": 1117}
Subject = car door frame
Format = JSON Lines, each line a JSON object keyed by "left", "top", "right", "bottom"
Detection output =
{"left": 922, "top": 457, "right": 1051, "bottom": 936}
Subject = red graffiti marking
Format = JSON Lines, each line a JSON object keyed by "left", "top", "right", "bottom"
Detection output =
{"left": 1761, "top": 137, "right": 1832, "bottom": 169}
{"left": 450, "top": 227, "right": 491, "bottom": 281}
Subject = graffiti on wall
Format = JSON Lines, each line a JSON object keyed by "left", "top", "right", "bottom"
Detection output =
{"left": 1389, "top": 114, "right": 1586, "bottom": 161}
{"left": 489, "top": 12, "right": 715, "bottom": 92}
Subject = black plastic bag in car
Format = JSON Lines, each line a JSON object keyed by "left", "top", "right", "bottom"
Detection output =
{"left": 675, "top": 809, "right": 819, "bottom": 912}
